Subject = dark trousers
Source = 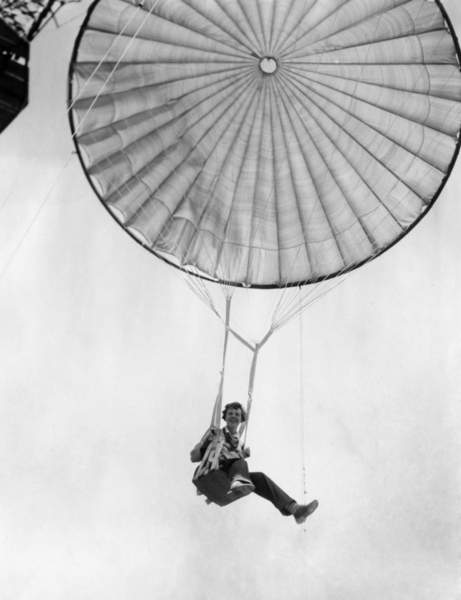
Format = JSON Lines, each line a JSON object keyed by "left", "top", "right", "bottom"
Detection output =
{"left": 222, "top": 458, "right": 295, "bottom": 516}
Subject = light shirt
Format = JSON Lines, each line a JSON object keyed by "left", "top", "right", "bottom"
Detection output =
{"left": 219, "top": 426, "right": 245, "bottom": 464}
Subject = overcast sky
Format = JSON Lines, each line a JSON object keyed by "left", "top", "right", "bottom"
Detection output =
{"left": 1, "top": 2, "right": 461, "bottom": 599}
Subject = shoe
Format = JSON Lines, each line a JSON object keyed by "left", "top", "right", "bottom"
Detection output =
{"left": 293, "top": 499, "right": 319, "bottom": 524}
{"left": 228, "top": 478, "right": 255, "bottom": 496}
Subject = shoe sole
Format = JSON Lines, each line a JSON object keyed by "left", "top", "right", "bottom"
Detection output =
{"left": 227, "top": 483, "right": 255, "bottom": 497}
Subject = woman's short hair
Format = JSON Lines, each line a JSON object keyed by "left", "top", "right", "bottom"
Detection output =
{"left": 222, "top": 402, "right": 247, "bottom": 422}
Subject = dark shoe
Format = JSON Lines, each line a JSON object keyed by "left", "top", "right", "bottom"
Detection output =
{"left": 294, "top": 499, "right": 319, "bottom": 524}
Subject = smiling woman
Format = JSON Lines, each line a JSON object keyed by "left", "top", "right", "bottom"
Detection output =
{"left": 191, "top": 401, "right": 319, "bottom": 524}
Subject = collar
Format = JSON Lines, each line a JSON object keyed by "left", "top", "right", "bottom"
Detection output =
{"left": 223, "top": 426, "right": 240, "bottom": 437}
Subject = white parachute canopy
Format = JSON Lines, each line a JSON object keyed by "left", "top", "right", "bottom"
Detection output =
{"left": 69, "top": 0, "right": 461, "bottom": 287}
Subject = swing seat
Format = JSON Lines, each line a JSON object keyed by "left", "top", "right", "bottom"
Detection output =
{"left": 193, "top": 470, "right": 254, "bottom": 506}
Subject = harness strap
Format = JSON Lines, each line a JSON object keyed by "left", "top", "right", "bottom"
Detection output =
{"left": 210, "top": 293, "right": 232, "bottom": 429}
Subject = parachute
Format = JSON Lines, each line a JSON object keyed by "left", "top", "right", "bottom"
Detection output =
{"left": 69, "top": 0, "right": 461, "bottom": 288}
{"left": 66, "top": 0, "right": 461, "bottom": 505}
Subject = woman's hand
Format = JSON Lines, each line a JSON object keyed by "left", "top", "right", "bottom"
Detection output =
{"left": 207, "top": 426, "right": 218, "bottom": 440}
{"left": 243, "top": 446, "right": 251, "bottom": 458}
{"left": 190, "top": 446, "right": 202, "bottom": 463}
{"left": 190, "top": 427, "right": 218, "bottom": 463}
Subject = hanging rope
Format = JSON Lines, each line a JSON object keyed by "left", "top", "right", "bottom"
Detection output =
{"left": 72, "top": 0, "right": 161, "bottom": 138}
{"left": 0, "top": 153, "right": 76, "bottom": 283}
{"left": 210, "top": 292, "right": 232, "bottom": 429}
{"left": 193, "top": 292, "right": 233, "bottom": 481}
{"left": 241, "top": 346, "right": 259, "bottom": 445}
{"left": 67, "top": 2, "right": 147, "bottom": 114}
{"left": 298, "top": 296, "right": 308, "bottom": 506}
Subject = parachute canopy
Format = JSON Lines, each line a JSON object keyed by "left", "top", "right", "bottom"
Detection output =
{"left": 69, "top": 0, "right": 461, "bottom": 287}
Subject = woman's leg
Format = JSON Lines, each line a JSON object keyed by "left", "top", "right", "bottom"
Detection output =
{"left": 223, "top": 462, "right": 295, "bottom": 514}
{"left": 249, "top": 471, "right": 295, "bottom": 515}
{"left": 225, "top": 458, "right": 252, "bottom": 482}
{"left": 223, "top": 462, "right": 318, "bottom": 521}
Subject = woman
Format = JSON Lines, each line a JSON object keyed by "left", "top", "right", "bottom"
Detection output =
{"left": 191, "top": 402, "right": 319, "bottom": 524}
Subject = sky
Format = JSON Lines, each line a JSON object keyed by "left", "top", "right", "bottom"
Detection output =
{"left": 1, "top": 1, "right": 461, "bottom": 599}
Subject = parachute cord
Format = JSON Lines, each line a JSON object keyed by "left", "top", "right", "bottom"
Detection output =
{"left": 270, "top": 248, "right": 380, "bottom": 335}
{"left": 72, "top": 0, "right": 161, "bottom": 139}
{"left": 242, "top": 346, "right": 259, "bottom": 446}
{"left": 67, "top": 1, "right": 146, "bottom": 114}
{"left": 0, "top": 181, "right": 19, "bottom": 216}
{"left": 240, "top": 326, "right": 273, "bottom": 444}
{"left": 184, "top": 276, "right": 256, "bottom": 351}
{"left": 272, "top": 275, "right": 345, "bottom": 332}
{"left": 298, "top": 299, "right": 308, "bottom": 515}
{"left": 0, "top": 153, "right": 76, "bottom": 284}
{"left": 210, "top": 294, "right": 232, "bottom": 429}
{"left": 184, "top": 275, "right": 222, "bottom": 321}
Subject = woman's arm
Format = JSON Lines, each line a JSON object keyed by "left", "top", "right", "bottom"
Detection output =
{"left": 190, "top": 427, "right": 217, "bottom": 462}
{"left": 190, "top": 443, "right": 204, "bottom": 463}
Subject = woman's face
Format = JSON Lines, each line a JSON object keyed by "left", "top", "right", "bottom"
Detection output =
{"left": 224, "top": 407, "right": 243, "bottom": 430}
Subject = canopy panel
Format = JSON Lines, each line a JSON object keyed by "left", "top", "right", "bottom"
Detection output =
{"left": 69, "top": 0, "right": 461, "bottom": 287}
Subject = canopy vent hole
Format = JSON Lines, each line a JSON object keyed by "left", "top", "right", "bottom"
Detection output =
{"left": 259, "top": 56, "right": 278, "bottom": 75}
